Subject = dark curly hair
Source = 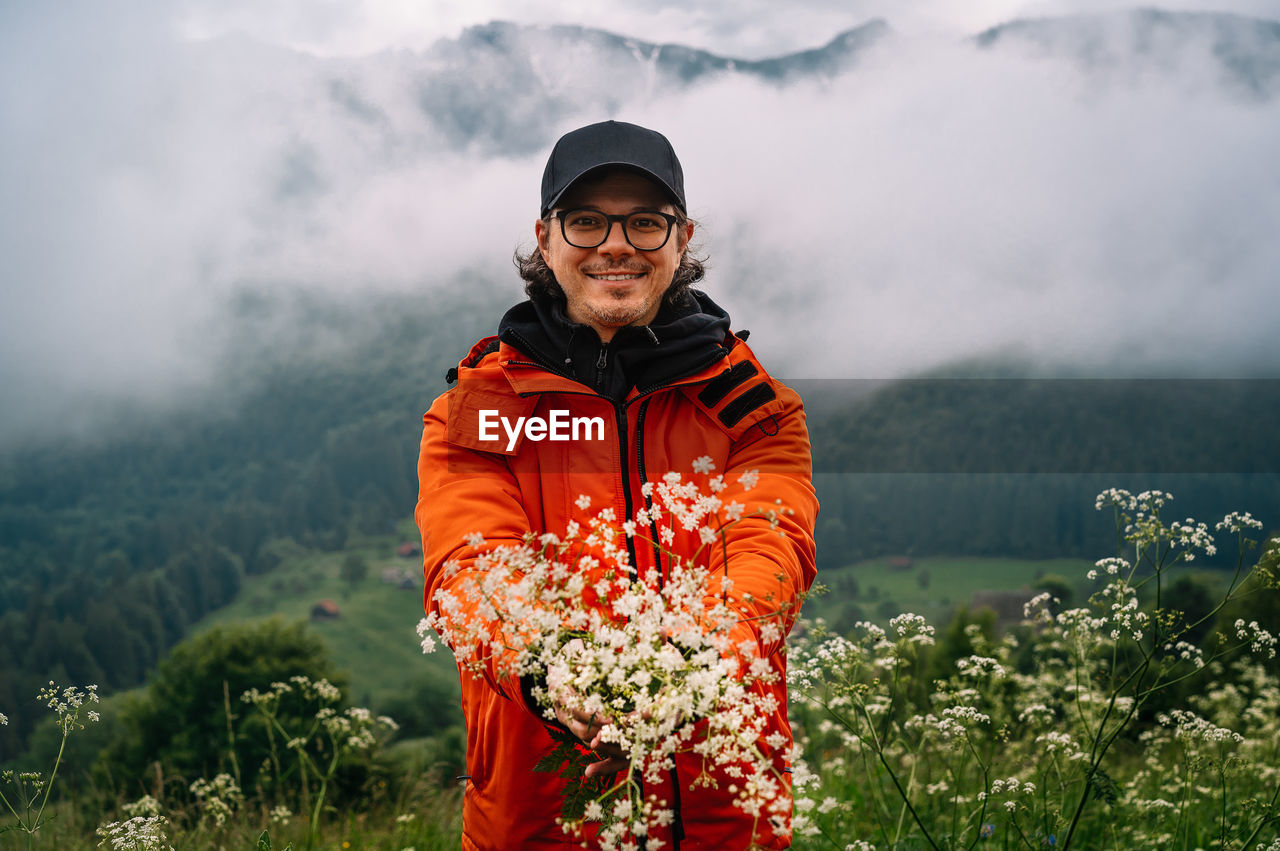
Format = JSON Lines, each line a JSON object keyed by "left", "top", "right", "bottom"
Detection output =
{"left": 514, "top": 209, "right": 707, "bottom": 308}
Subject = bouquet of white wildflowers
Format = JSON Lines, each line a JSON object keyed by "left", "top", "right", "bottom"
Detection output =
{"left": 418, "top": 459, "right": 801, "bottom": 849}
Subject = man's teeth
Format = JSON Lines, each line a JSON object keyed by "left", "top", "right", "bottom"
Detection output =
{"left": 591, "top": 273, "right": 643, "bottom": 280}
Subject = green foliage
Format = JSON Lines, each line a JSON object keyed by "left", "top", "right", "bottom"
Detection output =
{"left": 339, "top": 553, "right": 369, "bottom": 592}
{"left": 100, "top": 620, "right": 343, "bottom": 798}
{"left": 257, "top": 829, "right": 292, "bottom": 850}
{"left": 377, "top": 677, "right": 461, "bottom": 740}
{"left": 1032, "top": 572, "right": 1075, "bottom": 609}
{"left": 532, "top": 727, "right": 614, "bottom": 823}
{"left": 1160, "top": 573, "right": 1217, "bottom": 644}
{"left": 926, "top": 604, "right": 998, "bottom": 683}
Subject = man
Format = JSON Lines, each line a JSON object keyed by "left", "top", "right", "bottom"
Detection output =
{"left": 416, "top": 120, "right": 817, "bottom": 850}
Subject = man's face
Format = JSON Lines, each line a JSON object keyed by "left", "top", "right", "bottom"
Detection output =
{"left": 536, "top": 169, "right": 693, "bottom": 342}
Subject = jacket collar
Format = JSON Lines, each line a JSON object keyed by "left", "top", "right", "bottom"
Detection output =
{"left": 496, "top": 290, "right": 732, "bottom": 401}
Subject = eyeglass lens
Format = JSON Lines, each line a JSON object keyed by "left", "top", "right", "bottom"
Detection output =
{"left": 559, "top": 210, "right": 673, "bottom": 251}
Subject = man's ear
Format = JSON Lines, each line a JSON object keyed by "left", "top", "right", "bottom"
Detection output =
{"left": 535, "top": 219, "right": 551, "bottom": 259}
{"left": 677, "top": 220, "right": 694, "bottom": 252}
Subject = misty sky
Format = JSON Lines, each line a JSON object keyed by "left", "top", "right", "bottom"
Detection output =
{"left": 2, "top": 0, "right": 1279, "bottom": 443}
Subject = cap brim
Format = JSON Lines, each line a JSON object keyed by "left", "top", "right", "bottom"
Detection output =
{"left": 542, "top": 161, "right": 685, "bottom": 217}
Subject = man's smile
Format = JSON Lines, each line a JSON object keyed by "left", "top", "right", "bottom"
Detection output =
{"left": 586, "top": 272, "right": 646, "bottom": 281}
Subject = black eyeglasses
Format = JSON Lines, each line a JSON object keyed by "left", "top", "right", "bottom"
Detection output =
{"left": 554, "top": 208, "right": 679, "bottom": 251}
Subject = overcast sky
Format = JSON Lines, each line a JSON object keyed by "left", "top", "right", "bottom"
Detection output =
{"left": 2, "top": 0, "right": 1279, "bottom": 443}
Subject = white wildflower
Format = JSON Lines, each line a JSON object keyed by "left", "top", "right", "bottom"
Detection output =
{"left": 1217, "top": 511, "right": 1263, "bottom": 533}
{"left": 95, "top": 816, "right": 174, "bottom": 851}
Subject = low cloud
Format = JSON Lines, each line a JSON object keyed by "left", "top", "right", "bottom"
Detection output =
{"left": 2, "top": 3, "right": 1278, "bottom": 443}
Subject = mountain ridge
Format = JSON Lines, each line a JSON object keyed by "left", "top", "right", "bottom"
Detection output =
{"left": 975, "top": 7, "right": 1280, "bottom": 95}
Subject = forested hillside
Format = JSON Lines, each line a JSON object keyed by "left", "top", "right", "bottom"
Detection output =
{"left": 806, "top": 375, "right": 1280, "bottom": 561}
{"left": 0, "top": 287, "right": 496, "bottom": 752}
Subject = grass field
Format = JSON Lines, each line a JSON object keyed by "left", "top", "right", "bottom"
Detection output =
{"left": 189, "top": 522, "right": 461, "bottom": 719}
{"left": 807, "top": 555, "right": 1095, "bottom": 631}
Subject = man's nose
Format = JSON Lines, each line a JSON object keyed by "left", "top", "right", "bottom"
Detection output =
{"left": 596, "top": 221, "right": 635, "bottom": 259}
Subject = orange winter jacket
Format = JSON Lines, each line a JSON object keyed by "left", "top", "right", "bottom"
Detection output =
{"left": 416, "top": 302, "right": 817, "bottom": 850}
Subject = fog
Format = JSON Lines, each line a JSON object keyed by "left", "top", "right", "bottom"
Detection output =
{"left": 2, "top": 1, "right": 1278, "bottom": 443}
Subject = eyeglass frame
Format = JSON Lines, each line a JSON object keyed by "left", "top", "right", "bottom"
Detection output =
{"left": 552, "top": 207, "right": 680, "bottom": 251}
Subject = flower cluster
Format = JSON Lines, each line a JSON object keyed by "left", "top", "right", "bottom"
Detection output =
{"left": 36, "top": 681, "right": 100, "bottom": 733}
{"left": 1234, "top": 619, "right": 1278, "bottom": 659}
{"left": 241, "top": 674, "right": 341, "bottom": 708}
{"left": 120, "top": 795, "right": 163, "bottom": 819}
{"left": 317, "top": 705, "right": 399, "bottom": 750}
{"left": 1157, "top": 709, "right": 1245, "bottom": 745}
{"left": 189, "top": 773, "right": 243, "bottom": 829}
{"left": 94, "top": 816, "right": 174, "bottom": 851}
{"left": 420, "top": 461, "right": 797, "bottom": 849}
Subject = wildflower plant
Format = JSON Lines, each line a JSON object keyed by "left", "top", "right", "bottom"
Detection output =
{"left": 240, "top": 676, "right": 398, "bottom": 851}
{"left": 419, "top": 460, "right": 806, "bottom": 849}
{"left": 0, "top": 682, "right": 99, "bottom": 848}
{"left": 189, "top": 772, "right": 244, "bottom": 830}
{"left": 788, "top": 489, "right": 1280, "bottom": 849}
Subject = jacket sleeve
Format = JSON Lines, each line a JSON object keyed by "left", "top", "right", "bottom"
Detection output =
{"left": 706, "top": 381, "right": 818, "bottom": 664}
{"left": 415, "top": 388, "right": 539, "bottom": 711}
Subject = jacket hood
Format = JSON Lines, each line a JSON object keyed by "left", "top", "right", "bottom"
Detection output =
{"left": 497, "top": 290, "right": 732, "bottom": 400}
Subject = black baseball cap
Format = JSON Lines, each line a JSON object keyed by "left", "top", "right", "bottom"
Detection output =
{"left": 540, "top": 120, "right": 686, "bottom": 218}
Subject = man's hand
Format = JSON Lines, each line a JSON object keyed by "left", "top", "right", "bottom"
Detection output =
{"left": 552, "top": 700, "right": 629, "bottom": 777}
{"left": 552, "top": 637, "right": 629, "bottom": 778}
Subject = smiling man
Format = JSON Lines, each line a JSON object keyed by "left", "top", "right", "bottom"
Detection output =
{"left": 416, "top": 120, "right": 818, "bottom": 850}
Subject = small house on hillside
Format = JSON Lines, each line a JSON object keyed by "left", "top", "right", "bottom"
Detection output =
{"left": 397, "top": 542, "right": 421, "bottom": 558}
{"left": 311, "top": 599, "right": 340, "bottom": 621}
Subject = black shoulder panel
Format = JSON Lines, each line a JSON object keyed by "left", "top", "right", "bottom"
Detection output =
{"left": 718, "top": 382, "right": 777, "bottom": 428}
{"left": 697, "top": 361, "right": 758, "bottom": 408}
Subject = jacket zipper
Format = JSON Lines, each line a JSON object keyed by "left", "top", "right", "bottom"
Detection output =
{"left": 634, "top": 399, "right": 664, "bottom": 588}
{"left": 596, "top": 343, "right": 609, "bottom": 390}
{"left": 614, "top": 401, "right": 640, "bottom": 579}
{"left": 502, "top": 330, "right": 576, "bottom": 380}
